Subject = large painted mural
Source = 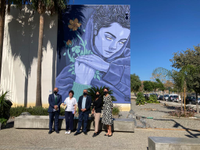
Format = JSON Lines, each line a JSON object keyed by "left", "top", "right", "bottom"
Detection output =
{"left": 56, "top": 5, "right": 131, "bottom": 103}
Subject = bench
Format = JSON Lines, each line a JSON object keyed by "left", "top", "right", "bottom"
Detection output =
{"left": 148, "top": 137, "right": 200, "bottom": 150}
{"left": 14, "top": 115, "right": 134, "bottom": 132}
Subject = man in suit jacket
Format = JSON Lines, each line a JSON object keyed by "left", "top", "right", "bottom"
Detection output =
{"left": 74, "top": 89, "right": 92, "bottom": 135}
{"left": 48, "top": 87, "right": 62, "bottom": 134}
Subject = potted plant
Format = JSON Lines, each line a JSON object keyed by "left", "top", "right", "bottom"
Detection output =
{"left": 0, "top": 91, "right": 12, "bottom": 129}
{"left": 112, "top": 106, "right": 120, "bottom": 118}
{"left": 88, "top": 86, "right": 117, "bottom": 102}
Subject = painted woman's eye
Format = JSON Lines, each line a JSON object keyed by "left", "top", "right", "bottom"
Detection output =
{"left": 119, "top": 41, "right": 125, "bottom": 45}
{"left": 106, "top": 36, "right": 113, "bottom": 41}
{"left": 118, "top": 40, "right": 127, "bottom": 45}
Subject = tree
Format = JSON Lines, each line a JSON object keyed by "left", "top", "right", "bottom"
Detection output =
{"left": 164, "top": 80, "right": 174, "bottom": 90}
{"left": 171, "top": 70, "right": 185, "bottom": 112}
{"left": 151, "top": 67, "right": 172, "bottom": 83}
{"left": 130, "top": 74, "right": 141, "bottom": 95}
{"left": 28, "top": 0, "right": 69, "bottom": 106}
{"left": 184, "top": 65, "right": 200, "bottom": 114}
{"left": 156, "top": 78, "right": 165, "bottom": 100}
{"left": 143, "top": 81, "right": 153, "bottom": 93}
{"left": 171, "top": 45, "right": 200, "bottom": 113}
{"left": 170, "top": 45, "right": 200, "bottom": 69}
{"left": 151, "top": 81, "right": 159, "bottom": 92}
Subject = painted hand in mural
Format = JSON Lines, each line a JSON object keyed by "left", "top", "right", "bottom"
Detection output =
{"left": 74, "top": 60, "right": 95, "bottom": 85}
{"left": 76, "top": 55, "right": 110, "bottom": 72}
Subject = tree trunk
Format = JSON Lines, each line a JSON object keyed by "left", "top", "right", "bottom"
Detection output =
{"left": 181, "top": 92, "right": 183, "bottom": 112}
{"left": 196, "top": 92, "right": 199, "bottom": 114}
{"left": 36, "top": 14, "right": 44, "bottom": 107}
{"left": 184, "top": 87, "right": 186, "bottom": 113}
{"left": 0, "top": 0, "right": 5, "bottom": 83}
{"left": 163, "top": 91, "right": 164, "bottom": 101}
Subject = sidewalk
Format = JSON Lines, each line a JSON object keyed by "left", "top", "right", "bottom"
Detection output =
{"left": 0, "top": 127, "right": 199, "bottom": 150}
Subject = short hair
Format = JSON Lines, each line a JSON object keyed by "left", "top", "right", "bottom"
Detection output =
{"left": 69, "top": 90, "right": 74, "bottom": 96}
{"left": 104, "top": 87, "right": 109, "bottom": 91}
{"left": 83, "top": 89, "right": 88, "bottom": 92}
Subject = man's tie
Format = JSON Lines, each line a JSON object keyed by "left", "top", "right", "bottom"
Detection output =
{"left": 55, "top": 95, "right": 57, "bottom": 105}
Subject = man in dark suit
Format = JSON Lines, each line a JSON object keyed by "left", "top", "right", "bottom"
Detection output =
{"left": 48, "top": 87, "right": 62, "bottom": 134}
{"left": 74, "top": 89, "right": 92, "bottom": 135}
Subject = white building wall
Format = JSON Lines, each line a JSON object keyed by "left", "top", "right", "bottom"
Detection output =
{"left": 1, "top": 5, "right": 58, "bottom": 107}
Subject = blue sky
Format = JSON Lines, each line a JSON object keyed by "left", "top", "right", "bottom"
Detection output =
{"left": 69, "top": 0, "right": 200, "bottom": 81}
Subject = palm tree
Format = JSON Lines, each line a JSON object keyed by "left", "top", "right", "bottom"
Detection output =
{"left": 28, "top": 0, "right": 69, "bottom": 106}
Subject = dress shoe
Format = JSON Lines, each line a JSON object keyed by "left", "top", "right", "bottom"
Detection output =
{"left": 104, "top": 134, "right": 108, "bottom": 136}
{"left": 83, "top": 132, "right": 87, "bottom": 135}
{"left": 48, "top": 130, "right": 52, "bottom": 134}
{"left": 74, "top": 132, "right": 81, "bottom": 136}
{"left": 55, "top": 130, "right": 59, "bottom": 134}
{"left": 92, "top": 133, "right": 98, "bottom": 137}
{"left": 108, "top": 134, "right": 113, "bottom": 137}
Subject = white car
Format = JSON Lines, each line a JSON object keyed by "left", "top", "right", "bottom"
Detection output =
{"left": 169, "top": 94, "right": 181, "bottom": 102}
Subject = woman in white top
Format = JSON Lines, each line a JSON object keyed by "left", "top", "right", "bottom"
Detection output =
{"left": 62, "top": 90, "right": 77, "bottom": 134}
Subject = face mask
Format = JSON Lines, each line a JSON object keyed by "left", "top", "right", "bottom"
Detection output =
{"left": 54, "top": 91, "right": 57, "bottom": 94}
{"left": 104, "top": 92, "right": 108, "bottom": 95}
{"left": 83, "top": 92, "right": 87, "bottom": 96}
{"left": 96, "top": 94, "right": 100, "bottom": 98}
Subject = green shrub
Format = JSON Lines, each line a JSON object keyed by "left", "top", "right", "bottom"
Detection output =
{"left": 0, "top": 118, "right": 7, "bottom": 125}
{"left": 112, "top": 106, "right": 120, "bottom": 115}
{"left": 10, "top": 106, "right": 66, "bottom": 117}
{"left": 88, "top": 86, "right": 116, "bottom": 102}
{"left": 0, "top": 91, "right": 12, "bottom": 123}
{"left": 10, "top": 106, "right": 26, "bottom": 117}
{"left": 146, "top": 95, "right": 159, "bottom": 103}
{"left": 136, "top": 92, "right": 145, "bottom": 105}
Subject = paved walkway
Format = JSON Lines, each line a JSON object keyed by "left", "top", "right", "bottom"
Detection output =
{"left": 126, "top": 100, "right": 200, "bottom": 130}
{"left": 0, "top": 127, "right": 200, "bottom": 150}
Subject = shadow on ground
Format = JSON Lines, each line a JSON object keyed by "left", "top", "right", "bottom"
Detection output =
{"left": 154, "top": 118, "right": 200, "bottom": 138}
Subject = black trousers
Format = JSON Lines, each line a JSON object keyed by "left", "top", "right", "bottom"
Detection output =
{"left": 65, "top": 111, "right": 74, "bottom": 131}
{"left": 49, "top": 111, "right": 59, "bottom": 131}
{"left": 77, "top": 111, "right": 89, "bottom": 133}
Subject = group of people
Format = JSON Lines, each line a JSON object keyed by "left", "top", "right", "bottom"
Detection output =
{"left": 48, "top": 87, "right": 113, "bottom": 137}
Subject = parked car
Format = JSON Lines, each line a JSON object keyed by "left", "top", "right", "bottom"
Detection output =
{"left": 164, "top": 94, "right": 169, "bottom": 101}
{"left": 149, "top": 93, "right": 159, "bottom": 99}
{"left": 168, "top": 95, "right": 173, "bottom": 101}
{"left": 190, "top": 97, "right": 200, "bottom": 105}
{"left": 198, "top": 98, "right": 200, "bottom": 104}
{"left": 172, "top": 95, "right": 179, "bottom": 102}
{"left": 169, "top": 94, "right": 181, "bottom": 102}
{"left": 186, "top": 96, "right": 196, "bottom": 104}
{"left": 159, "top": 95, "right": 164, "bottom": 100}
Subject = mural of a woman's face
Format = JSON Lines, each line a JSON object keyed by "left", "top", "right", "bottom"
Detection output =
{"left": 94, "top": 22, "right": 130, "bottom": 58}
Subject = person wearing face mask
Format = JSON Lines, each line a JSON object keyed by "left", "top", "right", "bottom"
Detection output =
{"left": 102, "top": 87, "right": 113, "bottom": 137}
{"left": 74, "top": 89, "right": 92, "bottom": 136}
{"left": 48, "top": 87, "right": 62, "bottom": 134}
{"left": 91, "top": 91, "right": 103, "bottom": 137}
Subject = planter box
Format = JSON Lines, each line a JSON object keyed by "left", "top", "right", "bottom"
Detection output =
{"left": 148, "top": 137, "right": 200, "bottom": 150}
{"left": 14, "top": 115, "right": 135, "bottom": 132}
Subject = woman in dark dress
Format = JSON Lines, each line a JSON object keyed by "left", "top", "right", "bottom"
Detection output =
{"left": 102, "top": 88, "right": 113, "bottom": 137}
{"left": 92, "top": 91, "right": 103, "bottom": 137}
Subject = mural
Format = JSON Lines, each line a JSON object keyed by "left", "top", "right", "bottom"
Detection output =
{"left": 56, "top": 5, "right": 131, "bottom": 103}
